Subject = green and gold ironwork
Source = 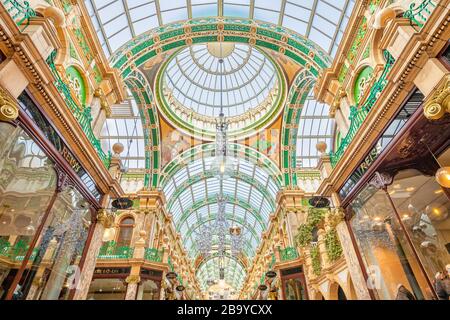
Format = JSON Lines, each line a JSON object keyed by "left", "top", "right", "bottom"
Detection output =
{"left": 98, "top": 241, "right": 134, "bottom": 259}
{"left": 144, "top": 248, "right": 164, "bottom": 262}
{"left": 46, "top": 50, "right": 111, "bottom": 169}
{"left": 2, "top": 0, "right": 36, "bottom": 31}
{"left": 279, "top": 247, "right": 299, "bottom": 262}
{"left": 0, "top": 238, "right": 38, "bottom": 261}
{"left": 330, "top": 50, "right": 395, "bottom": 167}
{"left": 403, "top": 0, "right": 436, "bottom": 30}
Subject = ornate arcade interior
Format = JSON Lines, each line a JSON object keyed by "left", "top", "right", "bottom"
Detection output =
{"left": 0, "top": 0, "right": 449, "bottom": 301}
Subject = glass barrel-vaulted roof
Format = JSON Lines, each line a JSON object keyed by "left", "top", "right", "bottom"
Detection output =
{"left": 100, "top": 94, "right": 146, "bottom": 169}
{"left": 296, "top": 97, "right": 334, "bottom": 168}
{"left": 84, "top": 0, "right": 355, "bottom": 57}
{"left": 197, "top": 254, "right": 246, "bottom": 291}
{"left": 162, "top": 154, "right": 279, "bottom": 291}
{"left": 164, "top": 43, "right": 277, "bottom": 118}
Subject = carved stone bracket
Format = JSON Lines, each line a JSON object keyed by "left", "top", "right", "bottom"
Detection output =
{"left": 423, "top": 75, "right": 450, "bottom": 120}
{"left": 0, "top": 86, "right": 19, "bottom": 122}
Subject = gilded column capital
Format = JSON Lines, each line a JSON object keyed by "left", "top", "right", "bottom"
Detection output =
{"left": 125, "top": 275, "right": 141, "bottom": 284}
{"left": 96, "top": 209, "right": 115, "bottom": 228}
{"left": 0, "top": 86, "right": 19, "bottom": 122}
{"left": 423, "top": 75, "right": 450, "bottom": 120}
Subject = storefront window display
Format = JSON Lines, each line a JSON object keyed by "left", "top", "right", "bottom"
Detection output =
{"left": 87, "top": 278, "right": 127, "bottom": 300}
{"left": 0, "top": 123, "right": 57, "bottom": 299}
{"left": 280, "top": 267, "right": 308, "bottom": 300}
{"left": 387, "top": 165, "right": 449, "bottom": 284}
{"left": 24, "top": 187, "right": 91, "bottom": 300}
{"left": 349, "top": 181, "right": 437, "bottom": 300}
{"left": 0, "top": 92, "right": 100, "bottom": 300}
{"left": 138, "top": 279, "right": 160, "bottom": 300}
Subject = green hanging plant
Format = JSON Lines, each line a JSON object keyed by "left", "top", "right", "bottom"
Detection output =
{"left": 325, "top": 229, "right": 343, "bottom": 262}
{"left": 295, "top": 224, "right": 313, "bottom": 247}
{"left": 307, "top": 208, "right": 326, "bottom": 227}
{"left": 310, "top": 245, "right": 321, "bottom": 276}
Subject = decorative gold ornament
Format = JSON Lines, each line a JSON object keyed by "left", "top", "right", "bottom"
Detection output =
{"left": 97, "top": 209, "right": 115, "bottom": 228}
{"left": 125, "top": 275, "right": 141, "bottom": 284}
{"left": 423, "top": 75, "right": 450, "bottom": 120}
{"left": 0, "top": 86, "right": 19, "bottom": 122}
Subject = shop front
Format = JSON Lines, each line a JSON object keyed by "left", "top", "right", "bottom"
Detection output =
{"left": 87, "top": 267, "right": 131, "bottom": 300}
{"left": 0, "top": 90, "right": 104, "bottom": 300}
{"left": 338, "top": 86, "right": 450, "bottom": 300}
{"left": 280, "top": 266, "right": 308, "bottom": 300}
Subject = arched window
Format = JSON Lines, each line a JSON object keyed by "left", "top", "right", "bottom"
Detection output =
{"left": 117, "top": 217, "right": 135, "bottom": 247}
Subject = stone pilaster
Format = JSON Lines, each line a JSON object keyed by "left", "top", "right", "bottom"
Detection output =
{"left": 317, "top": 229, "right": 330, "bottom": 270}
{"left": 73, "top": 209, "right": 114, "bottom": 300}
{"left": 333, "top": 209, "right": 371, "bottom": 300}
{"left": 125, "top": 275, "right": 141, "bottom": 300}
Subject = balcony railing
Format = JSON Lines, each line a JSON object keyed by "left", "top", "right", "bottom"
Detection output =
{"left": 404, "top": 0, "right": 436, "bottom": 30}
{"left": 330, "top": 50, "right": 395, "bottom": 167}
{"left": 1, "top": 0, "right": 36, "bottom": 31}
{"left": 144, "top": 248, "right": 163, "bottom": 262}
{"left": 279, "top": 247, "right": 299, "bottom": 262}
{"left": 98, "top": 241, "right": 134, "bottom": 260}
{"left": 0, "top": 238, "right": 38, "bottom": 261}
{"left": 46, "top": 50, "right": 111, "bottom": 169}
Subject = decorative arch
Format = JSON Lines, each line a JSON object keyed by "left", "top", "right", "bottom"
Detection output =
{"left": 110, "top": 18, "right": 331, "bottom": 188}
{"left": 281, "top": 69, "right": 315, "bottom": 186}
{"left": 124, "top": 69, "right": 161, "bottom": 189}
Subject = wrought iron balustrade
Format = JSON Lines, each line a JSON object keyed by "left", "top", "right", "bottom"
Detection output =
{"left": 330, "top": 50, "right": 395, "bottom": 167}
{"left": 98, "top": 241, "right": 134, "bottom": 259}
{"left": 144, "top": 247, "right": 164, "bottom": 262}
{"left": 46, "top": 50, "right": 111, "bottom": 168}
{"left": 404, "top": 0, "right": 436, "bottom": 30}
{"left": 1, "top": 0, "right": 36, "bottom": 31}
{"left": 279, "top": 246, "right": 299, "bottom": 262}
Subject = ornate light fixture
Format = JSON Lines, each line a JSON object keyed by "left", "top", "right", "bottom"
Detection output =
{"left": 195, "top": 44, "right": 246, "bottom": 290}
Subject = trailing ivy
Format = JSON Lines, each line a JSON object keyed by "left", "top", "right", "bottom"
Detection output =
{"left": 295, "top": 224, "right": 313, "bottom": 247}
{"left": 306, "top": 208, "right": 327, "bottom": 226}
{"left": 310, "top": 245, "right": 321, "bottom": 276}
{"left": 325, "top": 229, "right": 343, "bottom": 262}
{"left": 295, "top": 208, "right": 326, "bottom": 248}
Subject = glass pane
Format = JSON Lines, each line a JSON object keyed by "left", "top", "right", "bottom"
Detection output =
{"left": 388, "top": 168, "right": 450, "bottom": 292}
{"left": 349, "top": 184, "right": 434, "bottom": 300}
{"left": 19, "top": 187, "right": 90, "bottom": 300}
{"left": 0, "top": 123, "right": 57, "bottom": 300}
{"left": 137, "top": 279, "right": 160, "bottom": 300}
{"left": 87, "top": 278, "right": 127, "bottom": 300}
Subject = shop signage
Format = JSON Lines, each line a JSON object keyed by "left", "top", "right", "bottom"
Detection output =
{"left": 94, "top": 267, "right": 131, "bottom": 276}
{"left": 338, "top": 90, "right": 423, "bottom": 200}
{"left": 339, "top": 142, "right": 382, "bottom": 199}
{"left": 140, "top": 268, "right": 163, "bottom": 279}
{"left": 60, "top": 145, "right": 81, "bottom": 173}
{"left": 18, "top": 92, "right": 101, "bottom": 200}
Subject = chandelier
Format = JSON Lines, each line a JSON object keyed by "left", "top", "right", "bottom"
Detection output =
{"left": 195, "top": 45, "right": 244, "bottom": 269}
